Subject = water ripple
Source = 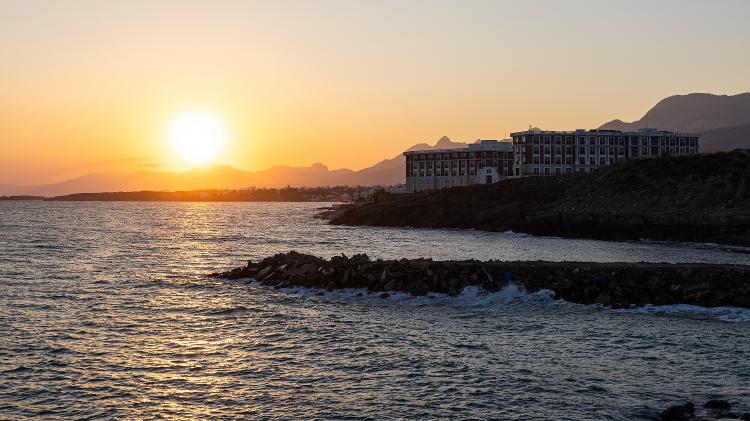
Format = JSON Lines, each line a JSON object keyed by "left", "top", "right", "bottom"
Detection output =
{"left": 1, "top": 201, "right": 749, "bottom": 420}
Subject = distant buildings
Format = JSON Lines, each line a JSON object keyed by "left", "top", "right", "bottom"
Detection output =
{"left": 405, "top": 129, "right": 700, "bottom": 192}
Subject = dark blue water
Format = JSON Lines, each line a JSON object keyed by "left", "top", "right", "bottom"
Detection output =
{"left": 1, "top": 201, "right": 749, "bottom": 420}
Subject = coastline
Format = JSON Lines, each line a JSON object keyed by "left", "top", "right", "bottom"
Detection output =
{"left": 216, "top": 251, "right": 750, "bottom": 309}
{"left": 330, "top": 151, "right": 750, "bottom": 246}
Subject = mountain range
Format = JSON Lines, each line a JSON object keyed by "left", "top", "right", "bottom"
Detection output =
{"left": 0, "top": 137, "right": 468, "bottom": 197}
{"left": 2, "top": 93, "right": 749, "bottom": 196}
{"left": 599, "top": 92, "right": 750, "bottom": 152}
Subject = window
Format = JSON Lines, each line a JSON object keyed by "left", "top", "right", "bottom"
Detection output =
{"left": 555, "top": 167, "right": 561, "bottom": 175}
{"left": 579, "top": 147, "right": 586, "bottom": 155}
{"left": 579, "top": 157, "right": 585, "bottom": 165}
{"left": 533, "top": 168, "right": 540, "bottom": 175}
{"left": 544, "top": 167, "right": 551, "bottom": 175}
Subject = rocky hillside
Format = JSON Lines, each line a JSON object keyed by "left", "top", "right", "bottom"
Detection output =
{"left": 331, "top": 150, "right": 750, "bottom": 245}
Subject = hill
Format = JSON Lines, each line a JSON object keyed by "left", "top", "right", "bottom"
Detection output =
{"left": 331, "top": 150, "right": 750, "bottom": 245}
{"left": 0, "top": 136, "right": 465, "bottom": 196}
{"left": 600, "top": 93, "right": 750, "bottom": 133}
{"left": 599, "top": 93, "right": 750, "bottom": 152}
{"left": 699, "top": 122, "right": 750, "bottom": 153}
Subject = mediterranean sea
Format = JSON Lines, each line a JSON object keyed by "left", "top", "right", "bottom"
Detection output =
{"left": 1, "top": 201, "right": 748, "bottom": 419}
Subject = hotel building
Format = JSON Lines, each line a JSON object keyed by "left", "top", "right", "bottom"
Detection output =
{"left": 511, "top": 128, "right": 699, "bottom": 177}
{"left": 404, "top": 129, "right": 700, "bottom": 192}
{"left": 404, "top": 140, "right": 514, "bottom": 193}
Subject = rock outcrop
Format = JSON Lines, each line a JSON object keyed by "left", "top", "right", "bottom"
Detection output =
{"left": 330, "top": 151, "right": 750, "bottom": 246}
{"left": 215, "top": 251, "right": 750, "bottom": 309}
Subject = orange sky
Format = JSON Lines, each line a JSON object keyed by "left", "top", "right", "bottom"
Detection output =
{"left": 1, "top": 1, "right": 749, "bottom": 185}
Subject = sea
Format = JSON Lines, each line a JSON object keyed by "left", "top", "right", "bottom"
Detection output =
{"left": 1, "top": 201, "right": 749, "bottom": 420}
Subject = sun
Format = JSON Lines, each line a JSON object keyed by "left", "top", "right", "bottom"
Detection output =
{"left": 168, "top": 111, "right": 227, "bottom": 165}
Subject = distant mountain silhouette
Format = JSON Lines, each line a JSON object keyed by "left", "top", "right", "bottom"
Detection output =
{"left": 599, "top": 93, "right": 750, "bottom": 151}
{"left": 343, "top": 136, "right": 470, "bottom": 186}
{"left": 0, "top": 136, "right": 470, "bottom": 196}
{"left": 13, "top": 90, "right": 749, "bottom": 198}
{"left": 699, "top": 123, "right": 750, "bottom": 153}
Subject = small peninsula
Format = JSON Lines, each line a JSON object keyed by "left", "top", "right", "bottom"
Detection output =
{"left": 331, "top": 150, "right": 750, "bottom": 246}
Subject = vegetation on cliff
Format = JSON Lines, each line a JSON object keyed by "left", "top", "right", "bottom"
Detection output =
{"left": 331, "top": 150, "right": 750, "bottom": 245}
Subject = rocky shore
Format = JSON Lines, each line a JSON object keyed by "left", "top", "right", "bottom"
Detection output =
{"left": 215, "top": 251, "right": 750, "bottom": 309}
{"left": 330, "top": 151, "right": 750, "bottom": 246}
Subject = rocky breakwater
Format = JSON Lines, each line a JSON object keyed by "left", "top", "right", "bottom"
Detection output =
{"left": 216, "top": 251, "right": 750, "bottom": 309}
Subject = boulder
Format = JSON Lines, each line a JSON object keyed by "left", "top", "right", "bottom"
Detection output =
{"left": 659, "top": 402, "right": 694, "bottom": 421}
{"left": 703, "top": 399, "right": 731, "bottom": 410}
{"left": 256, "top": 266, "right": 273, "bottom": 279}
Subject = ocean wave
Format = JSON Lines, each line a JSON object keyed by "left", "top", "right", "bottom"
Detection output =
{"left": 229, "top": 277, "right": 750, "bottom": 322}
{"left": 200, "top": 305, "right": 249, "bottom": 316}
{"left": 244, "top": 280, "right": 557, "bottom": 309}
{"left": 612, "top": 303, "right": 750, "bottom": 323}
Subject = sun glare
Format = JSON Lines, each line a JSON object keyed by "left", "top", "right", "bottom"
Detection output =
{"left": 168, "top": 111, "right": 227, "bottom": 165}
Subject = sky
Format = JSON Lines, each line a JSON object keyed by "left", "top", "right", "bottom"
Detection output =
{"left": 1, "top": 0, "right": 749, "bottom": 185}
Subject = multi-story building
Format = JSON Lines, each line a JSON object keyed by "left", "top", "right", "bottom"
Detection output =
{"left": 403, "top": 129, "right": 700, "bottom": 192}
{"left": 404, "top": 139, "right": 514, "bottom": 193}
{"left": 510, "top": 128, "right": 699, "bottom": 177}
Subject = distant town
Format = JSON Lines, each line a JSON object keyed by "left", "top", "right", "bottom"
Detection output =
{"left": 0, "top": 186, "right": 381, "bottom": 203}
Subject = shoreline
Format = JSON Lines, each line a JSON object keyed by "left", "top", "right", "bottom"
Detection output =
{"left": 330, "top": 151, "right": 750, "bottom": 247}
{"left": 215, "top": 251, "right": 750, "bottom": 309}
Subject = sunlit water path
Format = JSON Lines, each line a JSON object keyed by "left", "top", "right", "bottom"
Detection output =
{"left": 1, "top": 201, "right": 749, "bottom": 420}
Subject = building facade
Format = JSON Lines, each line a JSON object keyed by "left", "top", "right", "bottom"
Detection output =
{"left": 404, "top": 129, "right": 700, "bottom": 192}
{"left": 511, "top": 128, "right": 700, "bottom": 177}
{"left": 404, "top": 140, "right": 514, "bottom": 193}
